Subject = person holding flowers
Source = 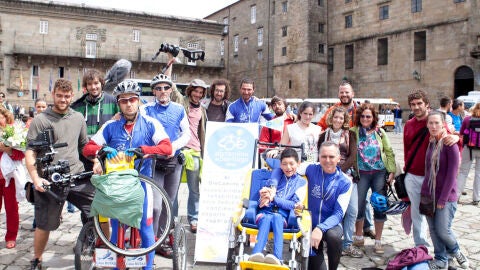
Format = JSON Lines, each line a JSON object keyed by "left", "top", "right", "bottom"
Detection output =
{"left": 0, "top": 106, "right": 25, "bottom": 249}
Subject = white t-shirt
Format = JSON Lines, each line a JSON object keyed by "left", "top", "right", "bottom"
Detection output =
{"left": 287, "top": 123, "right": 322, "bottom": 162}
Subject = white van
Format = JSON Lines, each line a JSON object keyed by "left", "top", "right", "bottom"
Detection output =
{"left": 457, "top": 91, "right": 480, "bottom": 110}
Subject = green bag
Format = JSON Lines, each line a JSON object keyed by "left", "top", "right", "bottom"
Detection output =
{"left": 90, "top": 169, "right": 145, "bottom": 228}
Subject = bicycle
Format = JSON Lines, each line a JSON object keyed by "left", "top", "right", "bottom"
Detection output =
{"left": 74, "top": 150, "right": 186, "bottom": 270}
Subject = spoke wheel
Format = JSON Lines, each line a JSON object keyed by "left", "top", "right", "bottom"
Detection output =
{"left": 172, "top": 222, "right": 187, "bottom": 270}
{"left": 74, "top": 220, "right": 97, "bottom": 270}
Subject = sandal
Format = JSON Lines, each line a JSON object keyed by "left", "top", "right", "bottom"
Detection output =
{"left": 6, "top": 241, "right": 16, "bottom": 249}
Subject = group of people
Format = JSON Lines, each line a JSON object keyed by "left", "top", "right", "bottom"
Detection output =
{"left": 0, "top": 65, "right": 473, "bottom": 270}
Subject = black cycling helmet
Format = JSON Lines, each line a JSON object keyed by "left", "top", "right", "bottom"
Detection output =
{"left": 151, "top": 73, "right": 172, "bottom": 88}
{"left": 112, "top": 80, "right": 141, "bottom": 98}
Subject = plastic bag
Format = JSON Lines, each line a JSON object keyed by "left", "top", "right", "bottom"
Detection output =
{"left": 90, "top": 169, "right": 144, "bottom": 228}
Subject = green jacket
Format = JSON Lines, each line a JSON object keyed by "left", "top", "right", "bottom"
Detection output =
{"left": 350, "top": 126, "right": 396, "bottom": 174}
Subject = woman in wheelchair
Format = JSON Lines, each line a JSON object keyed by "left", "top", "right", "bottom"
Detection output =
{"left": 249, "top": 148, "right": 307, "bottom": 265}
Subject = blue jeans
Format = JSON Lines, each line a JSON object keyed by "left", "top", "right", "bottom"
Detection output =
{"left": 426, "top": 201, "right": 460, "bottom": 265}
{"left": 342, "top": 183, "right": 358, "bottom": 249}
{"left": 252, "top": 211, "right": 285, "bottom": 260}
{"left": 357, "top": 170, "right": 387, "bottom": 222}
{"left": 405, "top": 173, "right": 430, "bottom": 247}
{"left": 394, "top": 118, "right": 403, "bottom": 133}
{"left": 186, "top": 155, "right": 201, "bottom": 223}
{"left": 364, "top": 197, "right": 374, "bottom": 231}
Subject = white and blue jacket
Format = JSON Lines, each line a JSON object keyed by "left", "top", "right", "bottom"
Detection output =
{"left": 225, "top": 97, "right": 274, "bottom": 123}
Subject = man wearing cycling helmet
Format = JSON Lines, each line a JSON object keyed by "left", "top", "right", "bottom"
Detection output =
{"left": 140, "top": 73, "right": 190, "bottom": 257}
{"left": 83, "top": 80, "right": 172, "bottom": 270}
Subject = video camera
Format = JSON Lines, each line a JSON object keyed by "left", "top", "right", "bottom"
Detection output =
{"left": 152, "top": 43, "right": 205, "bottom": 62}
{"left": 28, "top": 128, "right": 71, "bottom": 184}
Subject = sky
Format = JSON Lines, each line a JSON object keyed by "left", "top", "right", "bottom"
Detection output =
{"left": 50, "top": 0, "right": 239, "bottom": 19}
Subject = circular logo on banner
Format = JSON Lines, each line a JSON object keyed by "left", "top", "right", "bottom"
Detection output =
{"left": 207, "top": 126, "right": 254, "bottom": 169}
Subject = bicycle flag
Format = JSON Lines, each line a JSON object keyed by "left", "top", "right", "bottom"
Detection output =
{"left": 259, "top": 115, "right": 284, "bottom": 131}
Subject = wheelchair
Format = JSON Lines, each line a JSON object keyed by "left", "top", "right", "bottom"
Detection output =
{"left": 226, "top": 142, "right": 311, "bottom": 270}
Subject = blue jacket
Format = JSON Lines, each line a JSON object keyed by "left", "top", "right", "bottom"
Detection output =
{"left": 268, "top": 168, "right": 307, "bottom": 218}
{"left": 305, "top": 165, "right": 352, "bottom": 233}
{"left": 225, "top": 97, "right": 274, "bottom": 123}
{"left": 140, "top": 100, "right": 190, "bottom": 155}
{"left": 90, "top": 114, "right": 169, "bottom": 177}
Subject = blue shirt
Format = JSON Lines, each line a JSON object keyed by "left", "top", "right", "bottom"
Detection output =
{"left": 225, "top": 97, "right": 274, "bottom": 123}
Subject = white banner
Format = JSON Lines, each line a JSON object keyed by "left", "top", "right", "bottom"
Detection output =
{"left": 194, "top": 122, "right": 258, "bottom": 263}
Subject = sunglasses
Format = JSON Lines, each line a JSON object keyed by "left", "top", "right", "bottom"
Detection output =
{"left": 117, "top": 96, "right": 139, "bottom": 105}
{"left": 153, "top": 85, "right": 171, "bottom": 91}
{"left": 361, "top": 115, "right": 373, "bottom": 119}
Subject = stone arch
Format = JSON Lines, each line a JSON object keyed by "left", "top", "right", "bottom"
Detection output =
{"left": 454, "top": 65, "right": 474, "bottom": 98}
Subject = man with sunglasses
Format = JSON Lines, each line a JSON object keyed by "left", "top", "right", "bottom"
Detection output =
{"left": 83, "top": 80, "right": 172, "bottom": 270}
{"left": 0, "top": 92, "right": 14, "bottom": 113}
{"left": 140, "top": 73, "right": 190, "bottom": 257}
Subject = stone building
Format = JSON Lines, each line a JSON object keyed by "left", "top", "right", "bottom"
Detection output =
{"left": 207, "top": 0, "right": 480, "bottom": 107}
{"left": 0, "top": 0, "right": 224, "bottom": 109}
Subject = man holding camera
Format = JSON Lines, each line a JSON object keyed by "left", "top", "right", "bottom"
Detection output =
{"left": 25, "top": 79, "right": 92, "bottom": 270}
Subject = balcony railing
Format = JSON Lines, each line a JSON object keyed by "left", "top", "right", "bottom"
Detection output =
{"left": 11, "top": 44, "right": 224, "bottom": 68}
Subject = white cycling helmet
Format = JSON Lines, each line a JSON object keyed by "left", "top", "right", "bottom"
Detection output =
{"left": 112, "top": 80, "right": 141, "bottom": 98}
{"left": 151, "top": 73, "right": 172, "bottom": 88}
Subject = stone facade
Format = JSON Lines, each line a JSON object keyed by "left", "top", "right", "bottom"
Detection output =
{"left": 207, "top": 0, "right": 480, "bottom": 108}
{"left": 0, "top": 0, "right": 225, "bottom": 108}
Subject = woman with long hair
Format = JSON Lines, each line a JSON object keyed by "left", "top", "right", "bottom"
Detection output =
{"left": 423, "top": 111, "right": 469, "bottom": 269}
{"left": 318, "top": 106, "right": 362, "bottom": 257}
{"left": 457, "top": 102, "right": 480, "bottom": 205}
{"left": 268, "top": 101, "right": 321, "bottom": 162}
{"left": 0, "top": 107, "right": 25, "bottom": 249}
{"left": 351, "top": 103, "right": 395, "bottom": 254}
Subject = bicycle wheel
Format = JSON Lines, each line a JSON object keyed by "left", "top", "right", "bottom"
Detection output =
{"left": 74, "top": 220, "right": 97, "bottom": 270}
{"left": 93, "top": 175, "right": 173, "bottom": 256}
{"left": 172, "top": 221, "right": 187, "bottom": 270}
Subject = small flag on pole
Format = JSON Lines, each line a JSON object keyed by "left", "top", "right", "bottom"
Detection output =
{"left": 77, "top": 69, "right": 81, "bottom": 92}
{"left": 19, "top": 68, "right": 24, "bottom": 91}
{"left": 48, "top": 69, "right": 53, "bottom": 92}
{"left": 260, "top": 116, "right": 285, "bottom": 132}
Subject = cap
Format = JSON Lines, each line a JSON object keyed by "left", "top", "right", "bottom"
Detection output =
{"left": 189, "top": 79, "right": 208, "bottom": 89}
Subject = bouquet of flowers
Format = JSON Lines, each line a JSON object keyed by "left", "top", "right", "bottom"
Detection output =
{"left": 1, "top": 122, "right": 28, "bottom": 152}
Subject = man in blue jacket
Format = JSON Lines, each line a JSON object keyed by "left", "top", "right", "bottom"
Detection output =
{"left": 299, "top": 141, "right": 352, "bottom": 270}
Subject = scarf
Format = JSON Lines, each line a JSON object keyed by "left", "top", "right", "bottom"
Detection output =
{"left": 425, "top": 129, "right": 447, "bottom": 198}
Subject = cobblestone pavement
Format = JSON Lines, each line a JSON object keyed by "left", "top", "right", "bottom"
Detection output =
{"left": 1, "top": 133, "right": 479, "bottom": 269}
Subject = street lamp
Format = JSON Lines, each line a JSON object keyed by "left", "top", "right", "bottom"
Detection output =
{"left": 412, "top": 70, "right": 421, "bottom": 81}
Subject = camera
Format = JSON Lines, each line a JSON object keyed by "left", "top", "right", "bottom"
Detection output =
{"left": 158, "top": 43, "right": 180, "bottom": 57}
{"left": 29, "top": 129, "right": 71, "bottom": 184}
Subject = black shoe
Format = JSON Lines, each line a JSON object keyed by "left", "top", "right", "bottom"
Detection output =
{"left": 363, "top": 230, "right": 376, "bottom": 239}
{"left": 30, "top": 258, "right": 42, "bottom": 270}
{"left": 155, "top": 242, "right": 173, "bottom": 258}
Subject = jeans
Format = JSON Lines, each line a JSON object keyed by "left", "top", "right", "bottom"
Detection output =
{"left": 394, "top": 118, "right": 403, "bottom": 134}
{"left": 308, "top": 224, "right": 343, "bottom": 270}
{"left": 405, "top": 173, "right": 430, "bottom": 247}
{"left": 186, "top": 155, "right": 201, "bottom": 223}
{"left": 251, "top": 211, "right": 285, "bottom": 260}
{"left": 457, "top": 147, "right": 480, "bottom": 201}
{"left": 342, "top": 183, "right": 358, "bottom": 249}
{"left": 426, "top": 201, "right": 460, "bottom": 264}
{"left": 152, "top": 159, "right": 183, "bottom": 239}
{"left": 357, "top": 170, "right": 387, "bottom": 222}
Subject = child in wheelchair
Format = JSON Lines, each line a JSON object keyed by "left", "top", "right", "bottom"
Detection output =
{"left": 248, "top": 148, "right": 307, "bottom": 265}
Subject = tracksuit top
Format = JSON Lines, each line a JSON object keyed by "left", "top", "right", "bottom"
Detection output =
{"left": 225, "top": 97, "right": 274, "bottom": 123}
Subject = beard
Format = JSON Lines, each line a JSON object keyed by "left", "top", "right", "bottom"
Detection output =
{"left": 341, "top": 97, "right": 352, "bottom": 106}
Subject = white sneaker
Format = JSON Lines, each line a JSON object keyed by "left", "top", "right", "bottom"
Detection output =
{"left": 249, "top": 253, "right": 265, "bottom": 263}
{"left": 453, "top": 251, "right": 469, "bottom": 269}
{"left": 264, "top": 254, "right": 281, "bottom": 265}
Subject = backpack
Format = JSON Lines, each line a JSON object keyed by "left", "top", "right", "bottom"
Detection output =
{"left": 464, "top": 117, "right": 480, "bottom": 150}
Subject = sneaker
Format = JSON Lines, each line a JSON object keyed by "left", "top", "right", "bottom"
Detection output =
{"left": 264, "top": 254, "right": 281, "bottom": 265}
{"left": 342, "top": 245, "right": 363, "bottom": 258}
{"left": 353, "top": 238, "right": 365, "bottom": 247}
{"left": 473, "top": 201, "right": 479, "bottom": 206}
{"left": 428, "top": 260, "right": 448, "bottom": 270}
{"left": 190, "top": 220, "right": 197, "bottom": 233}
{"left": 249, "top": 253, "right": 265, "bottom": 263}
{"left": 453, "top": 251, "right": 469, "bottom": 269}
{"left": 155, "top": 242, "right": 173, "bottom": 258}
{"left": 374, "top": 242, "right": 384, "bottom": 254}
{"left": 30, "top": 258, "right": 42, "bottom": 270}
{"left": 363, "top": 229, "right": 376, "bottom": 239}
